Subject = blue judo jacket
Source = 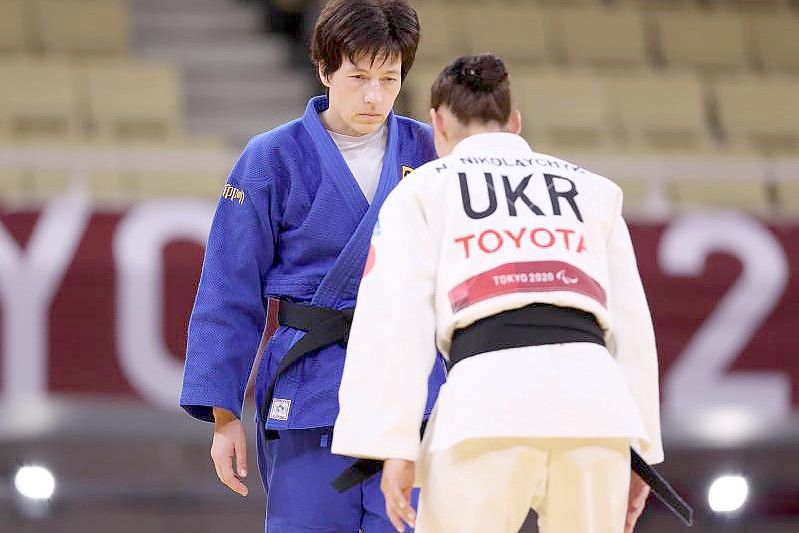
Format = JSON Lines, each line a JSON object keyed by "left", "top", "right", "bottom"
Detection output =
{"left": 180, "top": 96, "right": 447, "bottom": 432}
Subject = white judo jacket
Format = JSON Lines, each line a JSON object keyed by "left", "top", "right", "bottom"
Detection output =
{"left": 332, "top": 132, "right": 664, "bottom": 466}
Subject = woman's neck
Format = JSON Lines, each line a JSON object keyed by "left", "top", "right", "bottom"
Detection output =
{"left": 452, "top": 121, "right": 506, "bottom": 144}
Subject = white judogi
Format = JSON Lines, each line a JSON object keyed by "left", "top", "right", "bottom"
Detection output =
{"left": 332, "top": 132, "right": 663, "bottom": 531}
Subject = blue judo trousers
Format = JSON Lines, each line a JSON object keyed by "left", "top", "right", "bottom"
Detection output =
{"left": 180, "top": 96, "right": 447, "bottom": 532}
{"left": 258, "top": 428, "right": 419, "bottom": 532}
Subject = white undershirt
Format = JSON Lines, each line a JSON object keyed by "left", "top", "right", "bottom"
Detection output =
{"left": 327, "top": 123, "right": 388, "bottom": 204}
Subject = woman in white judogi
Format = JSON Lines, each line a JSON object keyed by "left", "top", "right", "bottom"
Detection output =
{"left": 332, "top": 54, "right": 663, "bottom": 533}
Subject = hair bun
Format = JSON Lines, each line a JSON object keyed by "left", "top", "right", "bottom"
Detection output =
{"left": 453, "top": 54, "right": 507, "bottom": 93}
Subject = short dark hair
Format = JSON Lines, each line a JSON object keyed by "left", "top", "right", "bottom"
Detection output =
{"left": 311, "top": 0, "right": 420, "bottom": 82}
{"left": 431, "top": 54, "right": 512, "bottom": 125}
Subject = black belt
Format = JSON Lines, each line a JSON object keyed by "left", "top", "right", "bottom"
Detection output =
{"left": 450, "top": 303, "right": 605, "bottom": 365}
{"left": 332, "top": 305, "right": 693, "bottom": 526}
{"left": 259, "top": 300, "right": 354, "bottom": 440}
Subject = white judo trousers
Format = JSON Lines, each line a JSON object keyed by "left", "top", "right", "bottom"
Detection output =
{"left": 416, "top": 436, "right": 630, "bottom": 533}
{"left": 414, "top": 342, "right": 636, "bottom": 533}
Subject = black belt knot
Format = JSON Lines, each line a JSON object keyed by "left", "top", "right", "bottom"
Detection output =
{"left": 259, "top": 300, "right": 354, "bottom": 440}
{"left": 278, "top": 301, "right": 355, "bottom": 346}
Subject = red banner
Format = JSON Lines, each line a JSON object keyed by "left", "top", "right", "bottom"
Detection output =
{"left": 448, "top": 260, "right": 607, "bottom": 312}
{"left": 0, "top": 203, "right": 797, "bottom": 425}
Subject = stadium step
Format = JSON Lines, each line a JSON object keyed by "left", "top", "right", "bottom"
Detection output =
{"left": 187, "top": 112, "right": 303, "bottom": 147}
{"left": 128, "top": 0, "right": 309, "bottom": 146}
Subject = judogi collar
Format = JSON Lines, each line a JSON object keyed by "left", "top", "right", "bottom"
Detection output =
{"left": 452, "top": 132, "right": 532, "bottom": 155}
{"left": 300, "top": 95, "right": 401, "bottom": 308}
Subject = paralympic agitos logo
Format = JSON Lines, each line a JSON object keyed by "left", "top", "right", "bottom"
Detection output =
{"left": 556, "top": 269, "right": 579, "bottom": 285}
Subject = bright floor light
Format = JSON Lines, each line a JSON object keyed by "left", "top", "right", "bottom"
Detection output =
{"left": 708, "top": 475, "right": 748, "bottom": 513}
{"left": 14, "top": 466, "right": 56, "bottom": 500}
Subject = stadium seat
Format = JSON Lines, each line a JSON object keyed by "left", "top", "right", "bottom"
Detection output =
{"left": 620, "top": 0, "right": 696, "bottom": 10}
{"left": 775, "top": 180, "right": 799, "bottom": 217}
{"left": 668, "top": 178, "right": 771, "bottom": 215}
{"left": 401, "top": 65, "right": 441, "bottom": 123}
{"left": 750, "top": 15, "right": 799, "bottom": 73}
{"left": 714, "top": 77, "right": 799, "bottom": 155}
{"left": 655, "top": 11, "right": 749, "bottom": 72}
{"left": 31, "top": 0, "right": 130, "bottom": 57}
{"left": 0, "top": 169, "right": 24, "bottom": 205}
{"left": 663, "top": 156, "right": 771, "bottom": 214}
{"left": 0, "top": 58, "right": 81, "bottom": 141}
{"left": 414, "top": 6, "right": 463, "bottom": 65}
{"left": 607, "top": 73, "right": 714, "bottom": 153}
{"left": 714, "top": 0, "right": 789, "bottom": 11}
{"left": 555, "top": 6, "right": 649, "bottom": 70}
{"left": 612, "top": 177, "right": 650, "bottom": 214}
{"left": 82, "top": 61, "right": 184, "bottom": 142}
{"left": 0, "top": 0, "right": 31, "bottom": 55}
{"left": 463, "top": 6, "right": 551, "bottom": 67}
{"left": 134, "top": 170, "right": 227, "bottom": 200}
{"left": 30, "top": 169, "right": 72, "bottom": 201}
{"left": 89, "top": 170, "right": 225, "bottom": 205}
{"left": 516, "top": 70, "right": 614, "bottom": 153}
{"left": 87, "top": 170, "right": 132, "bottom": 204}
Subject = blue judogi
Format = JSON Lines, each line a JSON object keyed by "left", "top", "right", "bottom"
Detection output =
{"left": 181, "top": 96, "right": 447, "bottom": 531}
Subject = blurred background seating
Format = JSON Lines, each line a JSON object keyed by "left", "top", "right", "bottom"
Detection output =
{"left": 714, "top": 76, "right": 799, "bottom": 155}
{"left": 555, "top": 6, "right": 649, "bottom": 71}
{"left": 0, "top": 0, "right": 31, "bottom": 55}
{"left": 1, "top": 0, "right": 796, "bottom": 213}
{"left": 653, "top": 10, "right": 749, "bottom": 73}
{"left": 606, "top": 72, "right": 714, "bottom": 154}
{"left": 31, "top": 0, "right": 131, "bottom": 57}
{"left": 82, "top": 60, "right": 183, "bottom": 142}
{"left": 0, "top": 58, "right": 80, "bottom": 142}
{"left": 517, "top": 70, "right": 615, "bottom": 154}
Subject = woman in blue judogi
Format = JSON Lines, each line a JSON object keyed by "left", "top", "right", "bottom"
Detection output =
{"left": 179, "top": 1, "right": 446, "bottom": 531}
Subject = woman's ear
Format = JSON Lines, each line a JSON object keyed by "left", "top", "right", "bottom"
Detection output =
{"left": 431, "top": 108, "right": 447, "bottom": 139}
{"left": 506, "top": 109, "right": 522, "bottom": 135}
{"left": 318, "top": 65, "right": 330, "bottom": 88}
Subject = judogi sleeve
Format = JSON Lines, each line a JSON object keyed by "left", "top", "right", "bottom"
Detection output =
{"left": 332, "top": 182, "right": 438, "bottom": 462}
{"left": 605, "top": 191, "right": 664, "bottom": 464}
{"left": 180, "top": 144, "right": 276, "bottom": 423}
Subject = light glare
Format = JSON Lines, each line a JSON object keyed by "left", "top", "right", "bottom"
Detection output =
{"left": 14, "top": 466, "right": 56, "bottom": 500}
{"left": 708, "top": 475, "right": 748, "bottom": 513}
